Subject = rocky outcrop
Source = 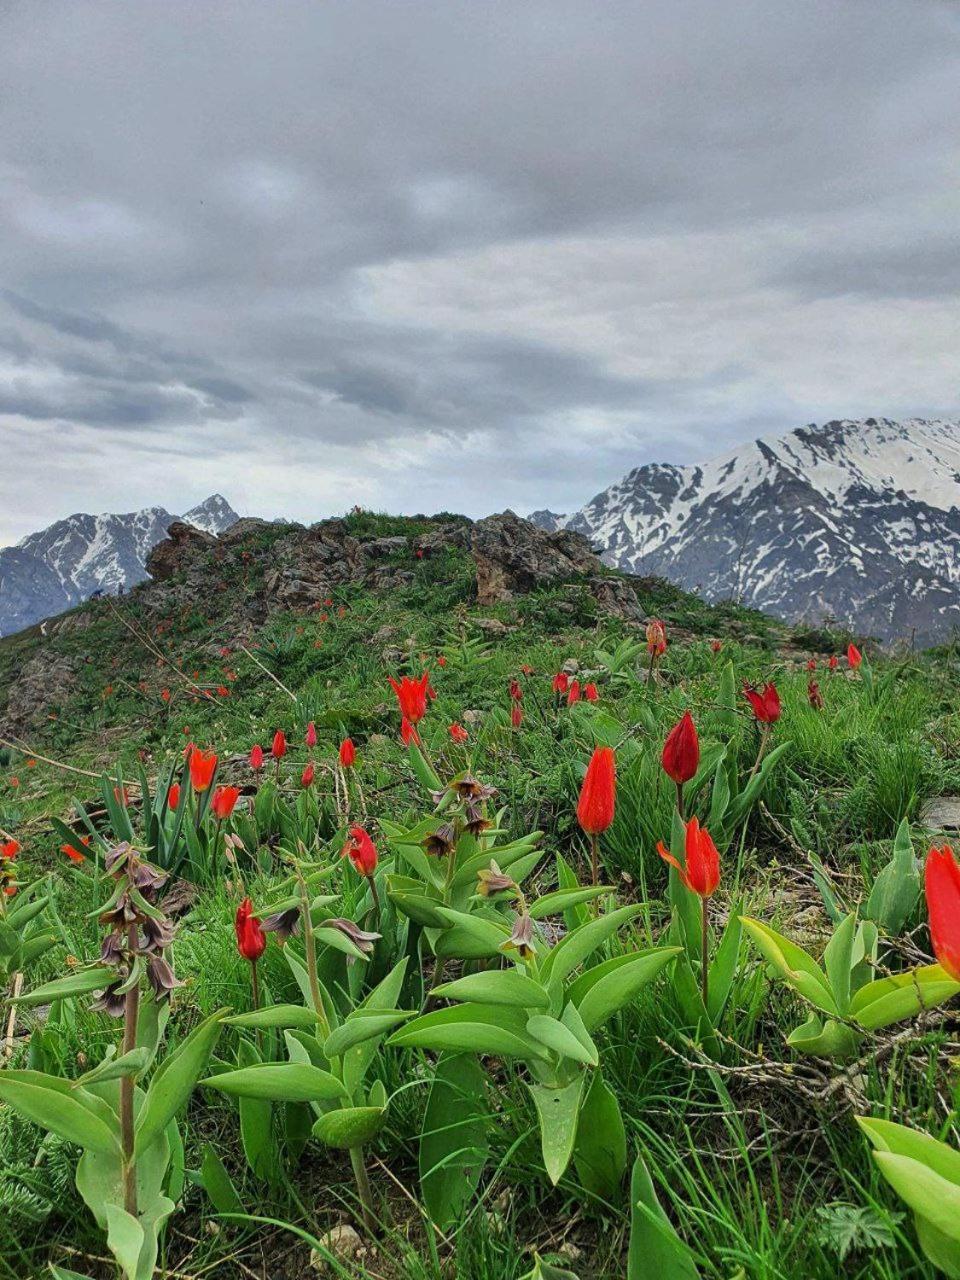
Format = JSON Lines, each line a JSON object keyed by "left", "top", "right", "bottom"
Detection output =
{"left": 2, "top": 646, "right": 79, "bottom": 735}
{"left": 144, "top": 521, "right": 218, "bottom": 582}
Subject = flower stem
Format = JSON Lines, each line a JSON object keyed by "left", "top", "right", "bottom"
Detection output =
{"left": 120, "top": 923, "right": 140, "bottom": 1219}
{"left": 590, "top": 832, "right": 600, "bottom": 888}
{"left": 349, "top": 1145, "right": 377, "bottom": 1236}
{"left": 700, "top": 896, "right": 709, "bottom": 1012}
{"left": 366, "top": 873, "right": 381, "bottom": 929}
{"left": 297, "top": 866, "right": 329, "bottom": 1036}
{"left": 676, "top": 780, "right": 685, "bottom": 820}
{"left": 745, "top": 724, "right": 770, "bottom": 787}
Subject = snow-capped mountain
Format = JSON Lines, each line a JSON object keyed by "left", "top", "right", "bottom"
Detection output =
{"left": 531, "top": 418, "right": 960, "bottom": 645}
{"left": 0, "top": 494, "right": 238, "bottom": 636}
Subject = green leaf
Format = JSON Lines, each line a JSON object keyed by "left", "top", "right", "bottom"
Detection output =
{"left": 526, "top": 1014, "right": 598, "bottom": 1067}
{"left": 433, "top": 907, "right": 511, "bottom": 962}
{"left": 574, "top": 947, "right": 680, "bottom": 1032}
{"left": 104, "top": 1205, "right": 145, "bottom": 1280}
{"left": 433, "top": 968, "right": 549, "bottom": 1009}
{"left": 740, "top": 916, "right": 839, "bottom": 1017}
{"left": 872, "top": 1152, "right": 960, "bottom": 1249}
{"left": 312, "top": 1105, "right": 386, "bottom": 1149}
{"left": 78, "top": 1048, "right": 151, "bottom": 1088}
{"left": 865, "top": 818, "right": 920, "bottom": 936}
{"left": 323, "top": 1009, "right": 416, "bottom": 1060}
{"left": 15, "top": 967, "right": 116, "bottom": 1006}
{"left": 707, "top": 911, "right": 742, "bottom": 1023}
{"left": 135, "top": 1009, "right": 224, "bottom": 1154}
{"left": 420, "top": 1053, "right": 490, "bottom": 1227}
{"left": 201, "top": 1062, "right": 347, "bottom": 1103}
{"left": 197, "top": 1143, "right": 245, "bottom": 1214}
{"left": 0, "top": 1071, "right": 120, "bottom": 1155}
{"left": 627, "top": 1153, "right": 701, "bottom": 1279}
{"left": 539, "top": 904, "right": 645, "bottom": 988}
{"left": 822, "top": 912, "right": 858, "bottom": 1015}
{"left": 235, "top": 1038, "right": 277, "bottom": 1185}
{"left": 225, "top": 1005, "right": 320, "bottom": 1030}
{"left": 850, "top": 963, "right": 960, "bottom": 1030}
{"left": 343, "top": 957, "right": 409, "bottom": 1096}
{"left": 408, "top": 741, "right": 443, "bottom": 792}
{"left": 858, "top": 1117, "right": 960, "bottom": 1187}
{"left": 528, "top": 886, "right": 615, "bottom": 920}
{"left": 388, "top": 1003, "right": 547, "bottom": 1059}
{"left": 786, "top": 1013, "right": 861, "bottom": 1059}
{"left": 573, "top": 1070, "right": 626, "bottom": 1200}
{"left": 528, "top": 1076, "right": 586, "bottom": 1185}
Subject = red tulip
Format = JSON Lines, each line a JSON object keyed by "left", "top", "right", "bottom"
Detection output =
{"left": 577, "top": 747, "right": 616, "bottom": 836}
{"left": 1, "top": 840, "right": 20, "bottom": 860}
{"left": 743, "top": 682, "right": 781, "bottom": 724}
{"left": 848, "top": 643, "right": 862, "bottom": 670}
{"left": 211, "top": 785, "right": 240, "bottom": 820}
{"left": 583, "top": 683, "right": 599, "bottom": 702}
{"left": 828, "top": 655, "right": 838, "bottom": 671}
{"left": 437, "top": 655, "right": 447, "bottom": 667}
{"left": 448, "top": 723, "right": 468, "bottom": 743}
{"left": 806, "top": 658, "right": 817, "bottom": 672}
{"left": 710, "top": 640, "right": 722, "bottom": 653}
{"left": 339, "top": 738, "right": 356, "bottom": 767}
{"left": 509, "top": 679, "right": 523, "bottom": 702}
{"left": 658, "top": 817, "right": 720, "bottom": 898}
{"left": 646, "top": 619, "right": 667, "bottom": 657}
{"left": 808, "top": 680, "right": 824, "bottom": 710}
{"left": 249, "top": 744, "right": 264, "bottom": 770}
{"left": 511, "top": 703, "right": 523, "bottom": 729}
{"left": 661, "top": 711, "right": 700, "bottom": 785}
{"left": 388, "top": 673, "right": 430, "bottom": 724}
{"left": 925, "top": 845, "right": 960, "bottom": 982}
{"left": 189, "top": 748, "right": 218, "bottom": 792}
{"left": 567, "top": 680, "right": 582, "bottom": 706}
{"left": 301, "top": 763, "right": 315, "bottom": 788}
{"left": 167, "top": 782, "right": 181, "bottom": 811}
{"left": 343, "top": 825, "right": 378, "bottom": 876}
{"left": 235, "top": 898, "right": 266, "bottom": 962}
{"left": 61, "top": 834, "right": 90, "bottom": 864}
{"left": 552, "top": 672, "right": 569, "bottom": 694}
{"left": 305, "top": 721, "right": 317, "bottom": 747}
{"left": 272, "top": 730, "right": 287, "bottom": 760}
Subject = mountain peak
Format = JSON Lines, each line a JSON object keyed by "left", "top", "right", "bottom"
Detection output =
{"left": 182, "top": 494, "right": 240, "bottom": 535}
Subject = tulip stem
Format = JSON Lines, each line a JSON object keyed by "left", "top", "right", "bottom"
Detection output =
{"left": 700, "top": 897, "right": 709, "bottom": 1012}
{"left": 366, "top": 873, "right": 381, "bottom": 929}
{"left": 120, "top": 921, "right": 140, "bottom": 1220}
{"left": 297, "top": 867, "right": 329, "bottom": 1037}
{"left": 590, "top": 833, "right": 600, "bottom": 888}
{"left": 746, "top": 725, "right": 770, "bottom": 788}
{"left": 349, "top": 1144, "right": 377, "bottom": 1235}
{"left": 676, "top": 781, "right": 685, "bottom": 820}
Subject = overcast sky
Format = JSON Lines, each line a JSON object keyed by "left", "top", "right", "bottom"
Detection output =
{"left": 1, "top": 0, "right": 958, "bottom": 544}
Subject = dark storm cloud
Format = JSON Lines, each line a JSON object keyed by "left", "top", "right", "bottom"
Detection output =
{"left": 0, "top": 0, "right": 958, "bottom": 540}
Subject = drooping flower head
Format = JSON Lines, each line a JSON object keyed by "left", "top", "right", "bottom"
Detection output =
{"left": 661, "top": 710, "right": 700, "bottom": 785}
{"left": 658, "top": 817, "right": 720, "bottom": 898}
{"left": 925, "top": 845, "right": 960, "bottom": 982}
{"left": 577, "top": 746, "right": 616, "bottom": 836}
{"left": 388, "top": 672, "right": 430, "bottom": 725}
{"left": 189, "top": 747, "right": 217, "bottom": 793}
{"left": 743, "top": 682, "right": 781, "bottom": 724}
{"left": 211, "top": 785, "right": 240, "bottom": 820}
{"left": 235, "top": 898, "right": 266, "bottom": 962}
{"left": 343, "top": 825, "right": 378, "bottom": 876}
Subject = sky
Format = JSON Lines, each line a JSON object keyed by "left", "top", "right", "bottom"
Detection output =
{"left": 1, "top": 0, "right": 959, "bottom": 545}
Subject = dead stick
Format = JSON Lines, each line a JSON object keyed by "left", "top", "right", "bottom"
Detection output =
{"left": 236, "top": 644, "right": 299, "bottom": 703}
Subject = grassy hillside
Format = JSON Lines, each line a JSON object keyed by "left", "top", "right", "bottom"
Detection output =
{"left": 1, "top": 514, "right": 959, "bottom": 1280}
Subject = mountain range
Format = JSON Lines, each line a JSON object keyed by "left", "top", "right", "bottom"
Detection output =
{"left": 531, "top": 417, "right": 960, "bottom": 646}
{"left": 0, "top": 495, "right": 238, "bottom": 636}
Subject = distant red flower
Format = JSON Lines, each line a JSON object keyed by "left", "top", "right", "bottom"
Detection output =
{"left": 113, "top": 785, "right": 131, "bottom": 807}
{"left": 511, "top": 703, "right": 523, "bottom": 729}
{"left": 567, "top": 680, "right": 581, "bottom": 706}
{"left": 61, "top": 834, "right": 90, "bottom": 863}
{"left": 808, "top": 680, "right": 824, "bottom": 710}
{"left": 235, "top": 898, "right": 266, "bottom": 962}
{"left": 743, "top": 682, "right": 781, "bottom": 724}
{"left": 577, "top": 747, "right": 616, "bottom": 836}
{"left": 552, "top": 672, "right": 569, "bottom": 694}
{"left": 646, "top": 619, "right": 667, "bottom": 657}
{"left": 661, "top": 711, "right": 700, "bottom": 785}
{"left": 343, "top": 825, "right": 378, "bottom": 876}
{"left": 217, "top": 686, "right": 230, "bottom": 698}
{"left": 167, "top": 782, "right": 181, "bottom": 810}
{"left": 848, "top": 643, "right": 863, "bottom": 670}
{"left": 710, "top": 639, "right": 722, "bottom": 653}
{"left": 509, "top": 679, "right": 523, "bottom": 702}
{"left": 272, "top": 730, "right": 287, "bottom": 760}
{"left": 806, "top": 658, "right": 817, "bottom": 672}
{"left": 437, "top": 655, "right": 447, "bottom": 667}
{"left": 339, "top": 738, "right": 356, "bottom": 767}
{"left": 583, "top": 682, "right": 599, "bottom": 702}
{"left": 189, "top": 748, "right": 218, "bottom": 792}
{"left": 211, "top": 785, "right": 240, "bottom": 820}
{"left": 301, "top": 763, "right": 315, "bottom": 788}
{"left": 828, "top": 655, "right": 839, "bottom": 671}
{"left": 658, "top": 817, "right": 720, "bottom": 899}
{"left": 1, "top": 840, "right": 20, "bottom": 859}
{"left": 250, "top": 744, "right": 264, "bottom": 770}
{"left": 388, "top": 673, "right": 430, "bottom": 724}
{"left": 305, "top": 721, "right": 317, "bottom": 747}
{"left": 161, "top": 688, "right": 171, "bottom": 702}
{"left": 925, "top": 845, "right": 960, "bottom": 982}
{"left": 448, "top": 723, "right": 468, "bottom": 743}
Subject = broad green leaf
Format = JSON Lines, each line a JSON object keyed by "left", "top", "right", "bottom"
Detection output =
{"left": 78, "top": 1048, "right": 151, "bottom": 1088}
{"left": 323, "top": 1010, "right": 416, "bottom": 1059}
{"left": 201, "top": 1062, "right": 347, "bottom": 1103}
{"left": 343, "top": 957, "right": 409, "bottom": 1095}
{"left": 420, "top": 1053, "right": 490, "bottom": 1227}
{"left": 785, "top": 1013, "right": 860, "bottom": 1058}
{"left": 740, "top": 916, "right": 838, "bottom": 1016}
{"left": 528, "top": 886, "right": 614, "bottom": 920}
{"left": 573, "top": 1070, "right": 626, "bottom": 1200}
{"left": 873, "top": 1152, "right": 960, "bottom": 1248}
{"left": 136, "top": 1009, "right": 224, "bottom": 1153}
{"left": 527, "top": 1014, "right": 598, "bottom": 1067}
{"left": 858, "top": 1118, "right": 960, "bottom": 1187}
{"left": 707, "top": 911, "right": 742, "bottom": 1023}
{"left": 0, "top": 1071, "right": 119, "bottom": 1155}
{"left": 433, "top": 907, "right": 511, "bottom": 961}
{"left": 312, "top": 1105, "right": 386, "bottom": 1149}
{"left": 864, "top": 818, "right": 921, "bottom": 936}
{"left": 540, "top": 904, "right": 645, "bottom": 988}
{"left": 822, "top": 912, "right": 858, "bottom": 1015}
{"left": 197, "top": 1142, "right": 245, "bottom": 1214}
{"left": 225, "top": 1005, "right": 319, "bottom": 1031}
{"left": 627, "top": 1153, "right": 701, "bottom": 1279}
{"left": 528, "top": 1076, "right": 586, "bottom": 1185}
{"left": 104, "top": 1204, "right": 144, "bottom": 1280}
{"left": 15, "top": 967, "right": 115, "bottom": 1007}
{"left": 433, "top": 968, "right": 549, "bottom": 1010}
{"left": 850, "top": 963, "right": 960, "bottom": 1029}
{"left": 574, "top": 947, "right": 680, "bottom": 1031}
{"left": 389, "top": 1003, "right": 547, "bottom": 1059}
